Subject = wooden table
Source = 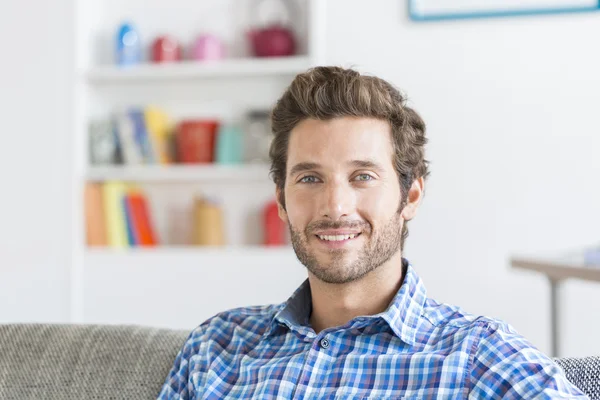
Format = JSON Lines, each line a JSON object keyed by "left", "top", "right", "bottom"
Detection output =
{"left": 511, "top": 248, "right": 600, "bottom": 357}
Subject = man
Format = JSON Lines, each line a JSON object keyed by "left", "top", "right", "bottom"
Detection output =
{"left": 158, "top": 67, "right": 586, "bottom": 399}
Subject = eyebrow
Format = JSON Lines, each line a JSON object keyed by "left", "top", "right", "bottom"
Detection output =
{"left": 289, "top": 162, "right": 320, "bottom": 177}
{"left": 348, "top": 159, "right": 385, "bottom": 172}
{"left": 288, "top": 159, "right": 385, "bottom": 177}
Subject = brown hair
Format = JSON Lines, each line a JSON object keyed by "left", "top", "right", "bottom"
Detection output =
{"left": 269, "top": 66, "right": 429, "bottom": 249}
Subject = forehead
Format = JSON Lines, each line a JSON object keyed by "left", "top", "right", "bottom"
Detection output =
{"left": 287, "top": 117, "right": 394, "bottom": 168}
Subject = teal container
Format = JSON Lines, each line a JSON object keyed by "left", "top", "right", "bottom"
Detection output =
{"left": 215, "top": 125, "right": 243, "bottom": 164}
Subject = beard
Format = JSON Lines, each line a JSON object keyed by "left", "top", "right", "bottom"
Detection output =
{"left": 289, "top": 211, "right": 404, "bottom": 284}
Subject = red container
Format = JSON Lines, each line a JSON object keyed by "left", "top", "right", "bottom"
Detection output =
{"left": 176, "top": 120, "right": 219, "bottom": 163}
{"left": 264, "top": 200, "right": 286, "bottom": 246}
{"left": 151, "top": 36, "right": 182, "bottom": 63}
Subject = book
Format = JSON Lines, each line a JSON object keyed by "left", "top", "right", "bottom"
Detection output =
{"left": 129, "top": 108, "right": 155, "bottom": 163}
{"left": 122, "top": 195, "right": 136, "bottom": 246}
{"left": 102, "top": 181, "right": 129, "bottom": 247}
{"left": 115, "top": 111, "right": 143, "bottom": 165}
{"left": 144, "top": 106, "right": 173, "bottom": 164}
{"left": 126, "top": 191, "right": 158, "bottom": 246}
{"left": 84, "top": 183, "right": 107, "bottom": 246}
{"left": 89, "top": 120, "right": 119, "bottom": 165}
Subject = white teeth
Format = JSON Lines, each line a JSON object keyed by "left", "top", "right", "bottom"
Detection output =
{"left": 318, "top": 234, "right": 357, "bottom": 241}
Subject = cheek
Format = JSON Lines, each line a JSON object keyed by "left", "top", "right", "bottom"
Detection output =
{"left": 284, "top": 187, "right": 317, "bottom": 226}
{"left": 357, "top": 184, "right": 401, "bottom": 221}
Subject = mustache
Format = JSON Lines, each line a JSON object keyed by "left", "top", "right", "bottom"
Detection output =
{"left": 306, "top": 220, "right": 371, "bottom": 234}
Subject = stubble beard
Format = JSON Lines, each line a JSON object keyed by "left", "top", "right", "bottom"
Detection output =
{"left": 289, "top": 211, "right": 404, "bottom": 284}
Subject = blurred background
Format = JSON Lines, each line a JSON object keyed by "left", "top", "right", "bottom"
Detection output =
{"left": 0, "top": 0, "right": 599, "bottom": 358}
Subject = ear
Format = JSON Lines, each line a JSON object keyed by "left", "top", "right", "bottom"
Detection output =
{"left": 401, "top": 177, "right": 424, "bottom": 222}
{"left": 276, "top": 186, "right": 288, "bottom": 222}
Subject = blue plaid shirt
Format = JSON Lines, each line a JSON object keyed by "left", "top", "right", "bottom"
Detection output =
{"left": 158, "top": 260, "right": 586, "bottom": 399}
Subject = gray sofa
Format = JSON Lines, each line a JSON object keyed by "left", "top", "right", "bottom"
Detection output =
{"left": 0, "top": 324, "right": 598, "bottom": 399}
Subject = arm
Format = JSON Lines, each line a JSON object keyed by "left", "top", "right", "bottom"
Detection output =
{"left": 468, "top": 323, "right": 587, "bottom": 399}
{"left": 157, "top": 326, "right": 206, "bottom": 400}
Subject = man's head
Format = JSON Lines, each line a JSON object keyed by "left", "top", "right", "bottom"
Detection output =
{"left": 269, "top": 66, "right": 429, "bottom": 284}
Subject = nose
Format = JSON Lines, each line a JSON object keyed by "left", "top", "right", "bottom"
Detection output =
{"left": 319, "top": 180, "right": 356, "bottom": 221}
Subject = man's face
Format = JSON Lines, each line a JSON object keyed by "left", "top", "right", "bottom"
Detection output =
{"left": 279, "top": 117, "right": 408, "bottom": 284}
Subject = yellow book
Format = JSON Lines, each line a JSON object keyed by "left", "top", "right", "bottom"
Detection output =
{"left": 144, "top": 106, "right": 172, "bottom": 164}
{"left": 102, "top": 181, "right": 129, "bottom": 248}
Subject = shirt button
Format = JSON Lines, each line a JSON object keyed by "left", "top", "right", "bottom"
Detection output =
{"left": 320, "top": 337, "right": 330, "bottom": 349}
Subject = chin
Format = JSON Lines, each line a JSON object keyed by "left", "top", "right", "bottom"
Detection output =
{"left": 317, "top": 255, "right": 357, "bottom": 273}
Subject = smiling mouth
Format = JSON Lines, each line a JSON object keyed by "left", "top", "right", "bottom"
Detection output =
{"left": 315, "top": 233, "right": 362, "bottom": 242}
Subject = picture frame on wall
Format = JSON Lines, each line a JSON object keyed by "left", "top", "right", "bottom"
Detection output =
{"left": 409, "top": 0, "right": 600, "bottom": 21}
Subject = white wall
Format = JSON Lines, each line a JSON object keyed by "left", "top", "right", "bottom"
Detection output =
{"left": 1, "top": 0, "right": 599, "bottom": 358}
{"left": 0, "top": 1, "right": 73, "bottom": 322}
{"left": 322, "top": 0, "right": 600, "bottom": 357}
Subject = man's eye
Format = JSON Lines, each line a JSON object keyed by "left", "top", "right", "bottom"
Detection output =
{"left": 355, "top": 174, "right": 373, "bottom": 182}
{"left": 300, "top": 175, "right": 318, "bottom": 183}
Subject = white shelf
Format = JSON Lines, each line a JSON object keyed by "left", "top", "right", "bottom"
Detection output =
{"left": 85, "top": 56, "right": 312, "bottom": 83}
{"left": 86, "top": 164, "right": 271, "bottom": 182}
{"left": 85, "top": 246, "right": 293, "bottom": 256}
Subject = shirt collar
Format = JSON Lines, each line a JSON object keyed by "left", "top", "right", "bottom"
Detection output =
{"left": 264, "top": 259, "right": 427, "bottom": 346}
{"left": 380, "top": 260, "right": 428, "bottom": 345}
{"left": 263, "top": 279, "right": 313, "bottom": 339}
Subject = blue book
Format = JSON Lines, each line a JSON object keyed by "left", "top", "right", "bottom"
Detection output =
{"left": 129, "top": 109, "right": 155, "bottom": 163}
{"left": 122, "top": 195, "right": 136, "bottom": 246}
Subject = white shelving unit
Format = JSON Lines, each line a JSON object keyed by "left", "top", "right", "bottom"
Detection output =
{"left": 72, "top": 0, "right": 326, "bottom": 328}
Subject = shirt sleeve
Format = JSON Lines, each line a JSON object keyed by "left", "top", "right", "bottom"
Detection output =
{"left": 156, "top": 326, "right": 205, "bottom": 400}
{"left": 468, "top": 322, "right": 588, "bottom": 399}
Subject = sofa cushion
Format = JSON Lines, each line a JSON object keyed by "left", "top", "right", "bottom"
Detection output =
{"left": 0, "top": 324, "right": 188, "bottom": 400}
{"left": 555, "top": 356, "right": 600, "bottom": 400}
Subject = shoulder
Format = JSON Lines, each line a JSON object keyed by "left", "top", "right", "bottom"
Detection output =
{"left": 467, "top": 320, "right": 584, "bottom": 398}
{"left": 419, "top": 298, "right": 538, "bottom": 354}
{"left": 418, "top": 300, "right": 583, "bottom": 397}
{"left": 186, "top": 303, "right": 284, "bottom": 348}
{"left": 420, "top": 297, "right": 504, "bottom": 332}
{"left": 158, "top": 303, "right": 286, "bottom": 399}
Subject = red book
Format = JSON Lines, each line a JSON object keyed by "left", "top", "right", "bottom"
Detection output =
{"left": 176, "top": 120, "right": 219, "bottom": 163}
{"left": 126, "top": 193, "right": 158, "bottom": 246}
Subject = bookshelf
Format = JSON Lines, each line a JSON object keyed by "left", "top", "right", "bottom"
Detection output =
{"left": 72, "top": 0, "right": 326, "bottom": 327}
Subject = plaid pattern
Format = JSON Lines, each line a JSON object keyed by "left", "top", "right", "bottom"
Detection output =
{"left": 158, "top": 260, "right": 586, "bottom": 399}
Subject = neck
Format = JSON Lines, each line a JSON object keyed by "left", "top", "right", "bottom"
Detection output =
{"left": 308, "top": 253, "right": 405, "bottom": 334}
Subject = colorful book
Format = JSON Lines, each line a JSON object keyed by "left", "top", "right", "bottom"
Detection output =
{"left": 126, "top": 191, "right": 158, "bottom": 246}
{"left": 84, "top": 183, "right": 107, "bottom": 246}
{"left": 129, "top": 108, "right": 155, "bottom": 163}
{"left": 102, "top": 181, "right": 129, "bottom": 247}
{"left": 122, "top": 195, "right": 136, "bottom": 246}
{"left": 144, "top": 106, "right": 173, "bottom": 164}
{"left": 115, "top": 111, "right": 143, "bottom": 165}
